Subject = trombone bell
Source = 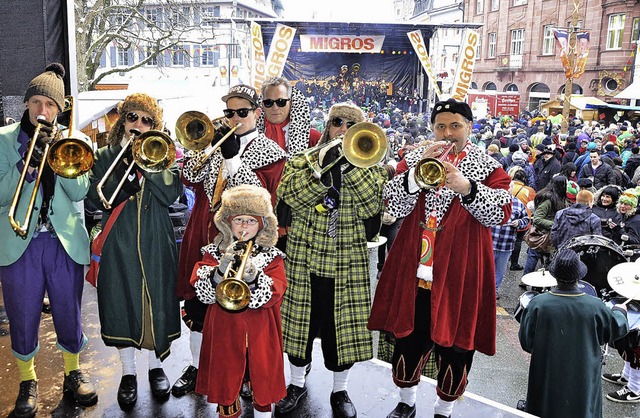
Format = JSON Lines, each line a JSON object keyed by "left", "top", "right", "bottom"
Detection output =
{"left": 175, "top": 111, "right": 217, "bottom": 151}
{"left": 133, "top": 131, "right": 176, "bottom": 172}
{"left": 48, "top": 136, "right": 94, "bottom": 179}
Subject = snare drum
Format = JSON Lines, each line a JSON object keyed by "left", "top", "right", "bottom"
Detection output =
{"left": 577, "top": 280, "right": 597, "bottom": 297}
{"left": 514, "top": 290, "right": 540, "bottom": 323}
{"left": 561, "top": 235, "right": 626, "bottom": 294}
{"left": 606, "top": 297, "right": 640, "bottom": 330}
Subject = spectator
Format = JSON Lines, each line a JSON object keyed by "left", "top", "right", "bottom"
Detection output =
{"left": 580, "top": 150, "right": 615, "bottom": 190}
{"left": 592, "top": 185, "right": 623, "bottom": 241}
{"left": 534, "top": 146, "right": 561, "bottom": 191}
{"left": 551, "top": 190, "right": 601, "bottom": 248}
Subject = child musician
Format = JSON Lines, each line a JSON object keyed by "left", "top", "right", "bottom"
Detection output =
{"left": 190, "top": 184, "right": 287, "bottom": 418}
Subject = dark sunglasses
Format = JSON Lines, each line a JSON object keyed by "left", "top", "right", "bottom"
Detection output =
{"left": 262, "top": 98, "right": 290, "bottom": 108}
{"left": 331, "top": 117, "right": 356, "bottom": 129}
{"left": 126, "top": 112, "right": 155, "bottom": 128}
{"left": 223, "top": 108, "right": 254, "bottom": 118}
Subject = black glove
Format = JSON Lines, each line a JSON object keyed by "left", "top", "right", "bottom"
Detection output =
{"left": 212, "top": 123, "right": 233, "bottom": 145}
{"left": 35, "top": 119, "right": 55, "bottom": 148}
{"left": 319, "top": 144, "right": 341, "bottom": 168}
{"left": 26, "top": 146, "right": 45, "bottom": 168}
{"left": 122, "top": 145, "right": 134, "bottom": 165}
{"left": 220, "top": 134, "right": 241, "bottom": 159}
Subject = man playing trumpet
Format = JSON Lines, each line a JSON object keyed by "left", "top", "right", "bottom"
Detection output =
{"left": 0, "top": 63, "right": 97, "bottom": 417}
{"left": 173, "top": 84, "right": 286, "bottom": 398}
{"left": 368, "top": 99, "right": 512, "bottom": 418}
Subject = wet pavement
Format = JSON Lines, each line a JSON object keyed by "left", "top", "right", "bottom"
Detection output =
{"left": 0, "top": 248, "right": 638, "bottom": 417}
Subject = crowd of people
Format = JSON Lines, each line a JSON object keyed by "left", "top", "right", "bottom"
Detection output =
{"left": 2, "top": 62, "right": 640, "bottom": 418}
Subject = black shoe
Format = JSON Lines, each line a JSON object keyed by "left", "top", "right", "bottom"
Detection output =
{"left": 171, "top": 365, "right": 198, "bottom": 397}
{"left": 42, "top": 297, "right": 51, "bottom": 314}
{"left": 149, "top": 368, "right": 171, "bottom": 400}
{"left": 240, "top": 381, "right": 253, "bottom": 399}
{"left": 117, "top": 375, "right": 137, "bottom": 410}
{"left": 330, "top": 390, "right": 357, "bottom": 418}
{"left": 13, "top": 380, "right": 38, "bottom": 418}
{"left": 63, "top": 370, "right": 98, "bottom": 407}
{"left": 510, "top": 264, "right": 524, "bottom": 271}
{"left": 275, "top": 384, "right": 307, "bottom": 415}
{"left": 387, "top": 402, "right": 416, "bottom": 418}
{"left": 516, "top": 399, "right": 526, "bottom": 411}
{"left": 305, "top": 363, "right": 312, "bottom": 376}
{"left": 434, "top": 415, "right": 450, "bottom": 418}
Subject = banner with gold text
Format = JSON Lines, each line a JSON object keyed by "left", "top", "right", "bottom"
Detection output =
{"left": 407, "top": 30, "right": 442, "bottom": 97}
{"left": 450, "top": 29, "right": 479, "bottom": 101}
{"left": 262, "top": 24, "right": 296, "bottom": 88}
{"left": 250, "top": 21, "right": 267, "bottom": 91}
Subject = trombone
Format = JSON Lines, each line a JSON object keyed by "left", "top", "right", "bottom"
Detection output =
{"left": 304, "top": 122, "right": 388, "bottom": 179}
{"left": 413, "top": 142, "right": 458, "bottom": 189}
{"left": 175, "top": 111, "right": 242, "bottom": 172}
{"left": 8, "top": 96, "right": 95, "bottom": 238}
{"left": 96, "top": 129, "right": 176, "bottom": 210}
{"left": 216, "top": 233, "right": 253, "bottom": 312}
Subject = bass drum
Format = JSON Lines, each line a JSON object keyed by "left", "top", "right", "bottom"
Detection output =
{"left": 560, "top": 235, "right": 626, "bottom": 295}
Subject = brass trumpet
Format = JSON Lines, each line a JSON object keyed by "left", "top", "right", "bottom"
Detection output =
{"left": 413, "top": 142, "right": 458, "bottom": 189}
{"left": 175, "top": 111, "right": 242, "bottom": 172}
{"left": 304, "top": 122, "right": 388, "bottom": 179}
{"left": 96, "top": 129, "right": 176, "bottom": 209}
{"left": 216, "top": 234, "right": 253, "bottom": 312}
{"left": 8, "top": 96, "right": 94, "bottom": 237}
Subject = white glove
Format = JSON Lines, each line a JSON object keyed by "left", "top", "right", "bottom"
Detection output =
{"left": 214, "top": 251, "right": 237, "bottom": 284}
{"left": 242, "top": 260, "right": 258, "bottom": 284}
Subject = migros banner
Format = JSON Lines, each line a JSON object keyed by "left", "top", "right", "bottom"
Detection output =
{"left": 299, "top": 35, "right": 384, "bottom": 53}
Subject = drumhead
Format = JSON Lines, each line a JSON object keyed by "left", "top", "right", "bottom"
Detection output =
{"left": 561, "top": 235, "right": 626, "bottom": 293}
{"left": 606, "top": 297, "right": 640, "bottom": 330}
{"left": 577, "top": 280, "right": 597, "bottom": 297}
{"left": 514, "top": 290, "right": 540, "bottom": 323}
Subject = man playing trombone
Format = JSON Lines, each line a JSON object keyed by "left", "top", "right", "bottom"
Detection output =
{"left": 173, "top": 84, "right": 286, "bottom": 398}
{"left": 0, "top": 63, "right": 97, "bottom": 417}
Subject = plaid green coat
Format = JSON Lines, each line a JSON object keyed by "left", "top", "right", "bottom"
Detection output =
{"left": 277, "top": 155, "right": 386, "bottom": 365}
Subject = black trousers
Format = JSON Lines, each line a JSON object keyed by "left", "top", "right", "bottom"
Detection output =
{"left": 288, "top": 274, "right": 352, "bottom": 372}
{"left": 391, "top": 287, "right": 475, "bottom": 401}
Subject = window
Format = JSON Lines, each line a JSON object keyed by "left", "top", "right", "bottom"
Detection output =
{"left": 476, "top": 0, "right": 484, "bottom": 14}
{"left": 111, "top": 10, "right": 127, "bottom": 26}
{"left": 510, "top": 29, "right": 525, "bottom": 55}
{"left": 491, "top": 0, "right": 499, "bottom": 11}
{"left": 607, "top": 14, "right": 626, "bottom": 49}
{"left": 632, "top": 17, "right": 640, "bottom": 42}
{"left": 513, "top": 0, "right": 526, "bottom": 5}
{"left": 146, "top": 7, "right": 161, "bottom": 28}
{"left": 201, "top": 45, "right": 219, "bottom": 67}
{"left": 116, "top": 46, "right": 130, "bottom": 66}
{"left": 172, "top": 45, "right": 185, "bottom": 66}
{"left": 542, "top": 25, "right": 554, "bottom": 55}
{"left": 172, "top": 6, "right": 190, "bottom": 27}
{"left": 476, "top": 36, "right": 482, "bottom": 59}
{"left": 488, "top": 32, "right": 497, "bottom": 58}
{"left": 201, "top": 6, "right": 220, "bottom": 26}
{"left": 145, "top": 45, "right": 158, "bottom": 66}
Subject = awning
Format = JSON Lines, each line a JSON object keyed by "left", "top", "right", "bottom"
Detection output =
{"left": 615, "top": 81, "right": 640, "bottom": 100}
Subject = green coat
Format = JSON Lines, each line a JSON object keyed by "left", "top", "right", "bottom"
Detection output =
{"left": 277, "top": 155, "right": 386, "bottom": 365}
{"left": 87, "top": 144, "right": 182, "bottom": 360}
{"left": 0, "top": 123, "right": 89, "bottom": 266}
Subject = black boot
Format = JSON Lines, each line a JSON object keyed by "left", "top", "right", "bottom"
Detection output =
{"left": 117, "top": 375, "right": 137, "bottom": 410}
{"left": 149, "top": 368, "right": 171, "bottom": 400}
{"left": 240, "top": 380, "right": 253, "bottom": 399}
{"left": 387, "top": 402, "right": 416, "bottom": 418}
{"left": 171, "top": 365, "right": 198, "bottom": 397}
{"left": 330, "top": 390, "right": 357, "bottom": 418}
{"left": 63, "top": 370, "right": 98, "bottom": 406}
{"left": 275, "top": 384, "right": 307, "bottom": 415}
{"left": 13, "top": 380, "right": 38, "bottom": 418}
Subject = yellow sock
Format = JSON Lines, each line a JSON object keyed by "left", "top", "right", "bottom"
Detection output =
{"left": 62, "top": 352, "right": 80, "bottom": 376}
{"left": 16, "top": 357, "right": 36, "bottom": 382}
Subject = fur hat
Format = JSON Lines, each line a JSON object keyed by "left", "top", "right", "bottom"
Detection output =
{"left": 213, "top": 185, "right": 278, "bottom": 250}
{"left": 24, "top": 63, "right": 65, "bottom": 111}
{"left": 328, "top": 102, "right": 365, "bottom": 125}
{"left": 106, "top": 93, "right": 163, "bottom": 146}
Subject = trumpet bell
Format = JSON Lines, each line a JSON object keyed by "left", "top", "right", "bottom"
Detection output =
{"left": 175, "top": 111, "right": 216, "bottom": 151}
{"left": 47, "top": 137, "right": 94, "bottom": 179}
{"left": 414, "top": 158, "right": 447, "bottom": 189}
{"left": 132, "top": 130, "right": 176, "bottom": 173}
{"left": 216, "top": 278, "right": 251, "bottom": 311}
{"left": 343, "top": 122, "right": 388, "bottom": 168}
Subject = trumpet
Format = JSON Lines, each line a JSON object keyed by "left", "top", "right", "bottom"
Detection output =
{"left": 175, "top": 111, "right": 242, "bottom": 172}
{"left": 8, "top": 96, "right": 94, "bottom": 237}
{"left": 304, "top": 122, "right": 388, "bottom": 179}
{"left": 413, "top": 142, "right": 458, "bottom": 189}
{"left": 216, "top": 233, "right": 253, "bottom": 312}
{"left": 96, "top": 129, "right": 176, "bottom": 210}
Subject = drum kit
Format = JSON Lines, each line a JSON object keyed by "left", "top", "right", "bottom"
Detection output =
{"left": 514, "top": 234, "right": 640, "bottom": 324}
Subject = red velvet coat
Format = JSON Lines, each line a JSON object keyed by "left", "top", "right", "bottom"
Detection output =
{"left": 368, "top": 166, "right": 511, "bottom": 356}
{"left": 191, "top": 252, "right": 287, "bottom": 406}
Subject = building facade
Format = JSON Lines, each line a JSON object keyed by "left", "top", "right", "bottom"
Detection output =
{"left": 463, "top": 0, "right": 640, "bottom": 111}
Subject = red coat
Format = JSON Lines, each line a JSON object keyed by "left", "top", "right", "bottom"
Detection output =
{"left": 191, "top": 252, "right": 287, "bottom": 406}
{"left": 368, "top": 168, "right": 510, "bottom": 356}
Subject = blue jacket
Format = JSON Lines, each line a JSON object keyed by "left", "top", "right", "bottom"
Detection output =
{"left": 551, "top": 203, "right": 602, "bottom": 248}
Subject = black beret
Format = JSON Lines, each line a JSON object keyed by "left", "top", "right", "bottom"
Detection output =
{"left": 430, "top": 99, "right": 473, "bottom": 124}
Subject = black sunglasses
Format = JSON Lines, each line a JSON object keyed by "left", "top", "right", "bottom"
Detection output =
{"left": 126, "top": 112, "right": 155, "bottom": 128}
{"left": 263, "top": 98, "right": 290, "bottom": 108}
{"left": 331, "top": 118, "right": 356, "bottom": 129}
{"left": 223, "top": 108, "right": 254, "bottom": 118}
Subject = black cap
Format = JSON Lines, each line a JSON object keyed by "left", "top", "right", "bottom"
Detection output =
{"left": 430, "top": 99, "right": 473, "bottom": 124}
{"left": 221, "top": 84, "right": 258, "bottom": 107}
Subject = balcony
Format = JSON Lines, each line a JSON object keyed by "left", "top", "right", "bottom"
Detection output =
{"left": 496, "top": 54, "right": 523, "bottom": 71}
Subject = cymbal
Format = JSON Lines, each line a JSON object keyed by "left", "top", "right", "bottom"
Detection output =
{"left": 607, "top": 262, "right": 640, "bottom": 299}
{"left": 521, "top": 270, "right": 557, "bottom": 287}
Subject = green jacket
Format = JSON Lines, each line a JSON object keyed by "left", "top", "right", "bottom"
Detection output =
{"left": 0, "top": 123, "right": 90, "bottom": 266}
{"left": 87, "top": 144, "right": 182, "bottom": 360}
{"left": 277, "top": 155, "right": 386, "bottom": 365}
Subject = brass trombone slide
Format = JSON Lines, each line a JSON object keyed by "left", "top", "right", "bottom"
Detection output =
{"left": 175, "top": 111, "right": 242, "bottom": 172}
